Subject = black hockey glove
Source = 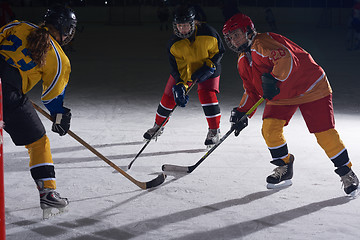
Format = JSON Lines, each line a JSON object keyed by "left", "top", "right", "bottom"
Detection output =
{"left": 230, "top": 107, "right": 248, "bottom": 137}
{"left": 261, "top": 73, "right": 280, "bottom": 100}
{"left": 172, "top": 84, "right": 189, "bottom": 107}
{"left": 51, "top": 107, "right": 71, "bottom": 136}
{"left": 191, "top": 62, "right": 215, "bottom": 83}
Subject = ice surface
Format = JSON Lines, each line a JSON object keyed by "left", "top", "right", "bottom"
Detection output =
{"left": 3, "top": 19, "right": 360, "bottom": 240}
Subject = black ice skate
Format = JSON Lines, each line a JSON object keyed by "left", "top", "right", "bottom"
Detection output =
{"left": 40, "top": 189, "right": 69, "bottom": 219}
{"left": 204, "top": 128, "right": 220, "bottom": 148}
{"left": 335, "top": 167, "right": 359, "bottom": 197}
{"left": 143, "top": 123, "right": 164, "bottom": 141}
{"left": 266, "top": 154, "right": 294, "bottom": 189}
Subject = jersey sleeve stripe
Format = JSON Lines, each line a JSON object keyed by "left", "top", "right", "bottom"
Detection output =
{"left": 41, "top": 39, "right": 62, "bottom": 99}
{"left": 1, "top": 21, "right": 37, "bottom": 34}
{"left": 23, "top": 21, "right": 38, "bottom": 28}
{"left": 0, "top": 22, "right": 20, "bottom": 33}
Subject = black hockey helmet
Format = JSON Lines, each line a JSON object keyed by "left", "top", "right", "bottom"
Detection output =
{"left": 44, "top": 4, "right": 77, "bottom": 46}
{"left": 172, "top": 5, "right": 196, "bottom": 38}
{"left": 173, "top": 4, "right": 196, "bottom": 24}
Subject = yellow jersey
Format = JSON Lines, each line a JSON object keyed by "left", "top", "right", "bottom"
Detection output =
{"left": 168, "top": 23, "right": 225, "bottom": 89}
{"left": 0, "top": 20, "right": 71, "bottom": 114}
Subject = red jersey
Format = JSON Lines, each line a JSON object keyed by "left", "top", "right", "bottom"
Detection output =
{"left": 237, "top": 32, "right": 331, "bottom": 112}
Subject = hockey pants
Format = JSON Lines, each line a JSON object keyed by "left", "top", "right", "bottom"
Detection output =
{"left": 155, "top": 75, "right": 221, "bottom": 129}
{"left": 0, "top": 59, "right": 56, "bottom": 190}
{"left": 261, "top": 95, "right": 351, "bottom": 174}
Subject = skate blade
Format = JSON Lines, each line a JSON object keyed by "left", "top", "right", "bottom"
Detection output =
{"left": 347, "top": 187, "right": 360, "bottom": 199}
{"left": 205, "top": 144, "right": 215, "bottom": 149}
{"left": 267, "top": 180, "right": 292, "bottom": 189}
{"left": 42, "top": 207, "right": 68, "bottom": 220}
{"left": 143, "top": 136, "right": 158, "bottom": 142}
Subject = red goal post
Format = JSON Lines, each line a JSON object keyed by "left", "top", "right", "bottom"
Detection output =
{"left": 0, "top": 78, "right": 5, "bottom": 239}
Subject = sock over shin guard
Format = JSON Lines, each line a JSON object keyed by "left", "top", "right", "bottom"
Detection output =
{"left": 155, "top": 93, "right": 176, "bottom": 125}
{"left": 315, "top": 128, "right": 351, "bottom": 169}
{"left": 262, "top": 118, "right": 291, "bottom": 163}
{"left": 198, "top": 89, "right": 221, "bottom": 129}
{"left": 26, "top": 135, "right": 56, "bottom": 189}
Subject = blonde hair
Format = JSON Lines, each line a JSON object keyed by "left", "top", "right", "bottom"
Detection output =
{"left": 26, "top": 24, "right": 51, "bottom": 67}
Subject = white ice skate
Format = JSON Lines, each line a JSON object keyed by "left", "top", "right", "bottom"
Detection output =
{"left": 40, "top": 189, "right": 69, "bottom": 220}
{"left": 339, "top": 169, "right": 359, "bottom": 198}
{"left": 204, "top": 128, "right": 220, "bottom": 148}
{"left": 143, "top": 123, "right": 164, "bottom": 141}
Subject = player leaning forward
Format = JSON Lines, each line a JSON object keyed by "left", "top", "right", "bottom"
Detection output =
{"left": 223, "top": 13, "right": 359, "bottom": 195}
{"left": 144, "top": 4, "right": 225, "bottom": 147}
{"left": 0, "top": 5, "right": 77, "bottom": 217}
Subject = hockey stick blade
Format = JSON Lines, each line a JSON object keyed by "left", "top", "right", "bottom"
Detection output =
{"left": 161, "top": 98, "right": 265, "bottom": 174}
{"left": 146, "top": 173, "right": 167, "bottom": 188}
{"left": 162, "top": 164, "right": 190, "bottom": 173}
{"left": 31, "top": 101, "right": 166, "bottom": 190}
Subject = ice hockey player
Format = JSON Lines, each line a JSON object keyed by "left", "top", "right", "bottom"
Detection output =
{"left": 143, "top": 4, "right": 225, "bottom": 147}
{"left": 0, "top": 4, "right": 77, "bottom": 218}
{"left": 222, "top": 13, "right": 359, "bottom": 196}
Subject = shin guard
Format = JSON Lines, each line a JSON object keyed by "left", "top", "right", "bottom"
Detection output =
{"left": 262, "top": 118, "right": 291, "bottom": 163}
{"left": 315, "top": 128, "right": 351, "bottom": 168}
{"left": 26, "top": 135, "right": 56, "bottom": 189}
{"left": 155, "top": 93, "right": 176, "bottom": 126}
{"left": 198, "top": 89, "right": 221, "bottom": 129}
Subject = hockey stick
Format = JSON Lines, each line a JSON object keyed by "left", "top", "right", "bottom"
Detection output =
{"left": 128, "top": 80, "right": 198, "bottom": 170}
{"left": 162, "top": 97, "right": 265, "bottom": 173}
{"left": 31, "top": 101, "right": 166, "bottom": 190}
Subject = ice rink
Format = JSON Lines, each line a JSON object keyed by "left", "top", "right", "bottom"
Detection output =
{"left": 3, "top": 11, "right": 360, "bottom": 240}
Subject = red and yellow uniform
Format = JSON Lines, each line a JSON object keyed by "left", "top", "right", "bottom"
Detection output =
{"left": 237, "top": 32, "right": 330, "bottom": 109}
{"left": 236, "top": 32, "right": 350, "bottom": 171}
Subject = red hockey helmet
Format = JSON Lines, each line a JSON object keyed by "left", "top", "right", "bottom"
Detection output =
{"left": 222, "top": 13, "right": 256, "bottom": 53}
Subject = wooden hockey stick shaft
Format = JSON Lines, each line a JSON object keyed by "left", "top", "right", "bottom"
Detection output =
{"left": 31, "top": 101, "right": 166, "bottom": 190}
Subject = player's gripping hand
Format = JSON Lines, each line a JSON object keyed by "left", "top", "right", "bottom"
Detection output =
{"left": 172, "top": 84, "right": 189, "bottom": 107}
{"left": 261, "top": 73, "right": 280, "bottom": 100}
{"left": 191, "top": 62, "right": 215, "bottom": 83}
{"left": 230, "top": 107, "right": 248, "bottom": 136}
{"left": 52, "top": 107, "right": 71, "bottom": 136}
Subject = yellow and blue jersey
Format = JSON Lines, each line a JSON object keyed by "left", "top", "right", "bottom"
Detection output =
{"left": 167, "top": 23, "right": 225, "bottom": 88}
{"left": 0, "top": 20, "right": 71, "bottom": 115}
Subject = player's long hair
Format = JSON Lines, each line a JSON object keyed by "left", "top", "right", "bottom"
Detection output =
{"left": 26, "top": 24, "right": 51, "bottom": 67}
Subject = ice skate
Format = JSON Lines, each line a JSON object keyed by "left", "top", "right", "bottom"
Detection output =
{"left": 143, "top": 123, "right": 164, "bottom": 141}
{"left": 338, "top": 169, "right": 359, "bottom": 197}
{"left": 40, "top": 189, "right": 69, "bottom": 220}
{"left": 266, "top": 154, "right": 294, "bottom": 189}
{"left": 204, "top": 128, "right": 220, "bottom": 148}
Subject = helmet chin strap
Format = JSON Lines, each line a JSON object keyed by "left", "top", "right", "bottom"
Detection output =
{"left": 237, "top": 30, "right": 256, "bottom": 53}
{"left": 47, "top": 25, "right": 63, "bottom": 46}
{"left": 59, "top": 31, "right": 64, "bottom": 46}
{"left": 60, "top": 26, "right": 76, "bottom": 46}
